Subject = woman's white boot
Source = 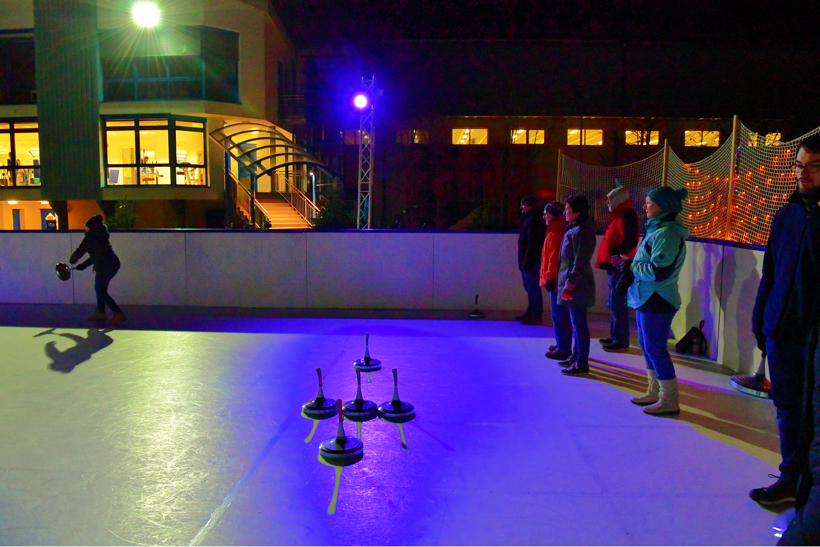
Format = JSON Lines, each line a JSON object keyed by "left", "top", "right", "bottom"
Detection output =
{"left": 631, "top": 369, "right": 660, "bottom": 406}
{"left": 643, "top": 378, "right": 680, "bottom": 415}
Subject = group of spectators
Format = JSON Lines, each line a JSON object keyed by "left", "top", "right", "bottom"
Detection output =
{"left": 517, "top": 135, "right": 820, "bottom": 544}
{"left": 518, "top": 182, "right": 689, "bottom": 415}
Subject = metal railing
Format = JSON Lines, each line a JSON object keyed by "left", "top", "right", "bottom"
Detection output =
{"left": 227, "top": 172, "right": 272, "bottom": 228}
{"left": 274, "top": 172, "right": 319, "bottom": 224}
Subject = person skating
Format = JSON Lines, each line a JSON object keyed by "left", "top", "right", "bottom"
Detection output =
{"left": 70, "top": 214, "right": 125, "bottom": 323}
{"left": 596, "top": 181, "right": 639, "bottom": 352}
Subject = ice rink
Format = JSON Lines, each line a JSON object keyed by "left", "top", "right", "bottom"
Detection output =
{"left": 0, "top": 305, "right": 784, "bottom": 545}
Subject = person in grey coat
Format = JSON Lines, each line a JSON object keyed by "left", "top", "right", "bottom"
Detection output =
{"left": 557, "top": 194, "right": 597, "bottom": 375}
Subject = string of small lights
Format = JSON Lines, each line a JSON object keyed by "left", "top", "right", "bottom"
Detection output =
{"left": 558, "top": 122, "right": 820, "bottom": 243}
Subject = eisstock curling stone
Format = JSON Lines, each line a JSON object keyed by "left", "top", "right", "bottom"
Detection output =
{"left": 319, "top": 400, "right": 364, "bottom": 467}
{"left": 342, "top": 369, "right": 378, "bottom": 423}
{"left": 302, "top": 368, "right": 337, "bottom": 419}
{"left": 353, "top": 332, "right": 381, "bottom": 382}
{"left": 469, "top": 294, "right": 485, "bottom": 319}
{"left": 378, "top": 368, "right": 416, "bottom": 424}
{"left": 55, "top": 262, "right": 72, "bottom": 281}
{"left": 730, "top": 353, "right": 772, "bottom": 399}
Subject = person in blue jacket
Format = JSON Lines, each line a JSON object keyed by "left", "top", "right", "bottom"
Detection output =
{"left": 624, "top": 186, "right": 689, "bottom": 415}
{"left": 70, "top": 214, "right": 125, "bottom": 323}
{"left": 751, "top": 135, "right": 820, "bottom": 507}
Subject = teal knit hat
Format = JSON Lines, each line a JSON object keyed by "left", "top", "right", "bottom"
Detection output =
{"left": 647, "top": 186, "right": 689, "bottom": 214}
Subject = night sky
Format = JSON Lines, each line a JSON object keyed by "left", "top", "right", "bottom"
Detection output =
{"left": 273, "top": 0, "right": 818, "bottom": 48}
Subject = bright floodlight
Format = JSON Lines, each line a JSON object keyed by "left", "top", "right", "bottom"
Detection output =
{"left": 353, "top": 94, "right": 369, "bottom": 109}
{"left": 132, "top": 1, "right": 161, "bottom": 28}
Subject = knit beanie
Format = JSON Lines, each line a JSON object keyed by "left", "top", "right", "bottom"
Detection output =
{"left": 606, "top": 180, "right": 630, "bottom": 210}
{"left": 647, "top": 186, "right": 689, "bottom": 214}
{"left": 85, "top": 214, "right": 104, "bottom": 229}
{"left": 544, "top": 201, "right": 563, "bottom": 217}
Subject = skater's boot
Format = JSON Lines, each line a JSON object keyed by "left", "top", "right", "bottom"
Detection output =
{"left": 87, "top": 309, "right": 107, "bottom": 321}
{"left": 631, "top": 369, "right": 660, "bottom": 406}
{"left": 643, "top": 378, "right": 680, "bottom": 416}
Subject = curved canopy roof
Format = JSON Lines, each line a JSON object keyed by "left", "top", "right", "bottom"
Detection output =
{"left": 209, "top": 121, "right": 336, "bottom": 179}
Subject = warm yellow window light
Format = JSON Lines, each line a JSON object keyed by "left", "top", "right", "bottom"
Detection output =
{"left": 8, "top": 201, "right": 18, "bottom": 204}
{"left": 40, "top": 201, "right": 49, "bottom": 205}
{"left": 132, "top": 1, "right": 161, "bottom": 28}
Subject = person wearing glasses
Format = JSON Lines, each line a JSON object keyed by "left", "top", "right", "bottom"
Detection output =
{"left": 750, "top": 135, "right": 820, "bottom": 508}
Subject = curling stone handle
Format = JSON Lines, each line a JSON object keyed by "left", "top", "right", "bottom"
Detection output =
{"left": 392, "top": 368, "right": 398, "bottom": 386}
{"left": 475, "top": 294, "right": 479, "bottom": 305}
{"left": 756, "top": 354, "right": 767, "bottom": 376}
{"left": 316, "top": 367, "right": 323, "bottom": 386}
{"left": 365, "top": 332, "right": 369, "bottom": 346}
{"left": 336, "top": 399, "right": 343, "bottom": 422}
{"left": 356, "top": 369, "right": 362, "bottom": 385}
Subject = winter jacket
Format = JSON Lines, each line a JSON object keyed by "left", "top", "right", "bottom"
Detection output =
{"left": 518, "top": 209, "right": 547, "bottom": 272}
{"left": 627, "top": 214, "right": 689, "bottom": 310}
{"left": 557, "top": 216, "right": 597, "bottom": 308}
{"left": 69, "top": 224, "right": 120, "bottom": 273}
{"left": 597, "top": 200, "right": 639, "bottom": 270}
{"left": 540, "top": 216, "right": 567, "bottom": 287}
{"left": 753, "top": 191, "right": 820, "bottom": 346}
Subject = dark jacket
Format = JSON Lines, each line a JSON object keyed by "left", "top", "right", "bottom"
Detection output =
{"left": 518, "top": 208, "right": 546, "bottom": 272}
{"left": 753, "top": 191, "right": 820, "bottom": 346}
{"left": 557, "top": 216, "right": 597, "bottom": 308}
{"left": 69, "top": 224, "right": 120, "bottom": 273}
{"left": 597, "top": 200, "right": 639, "bottom": 270}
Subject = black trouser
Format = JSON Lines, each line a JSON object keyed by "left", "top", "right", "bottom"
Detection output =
{"left": 94, "top": 262, "right": 122, "bottom": 314}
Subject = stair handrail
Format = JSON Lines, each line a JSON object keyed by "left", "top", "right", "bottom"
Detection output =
{"left": 228, "top": 171, "right": 272, "bottom": 228}
{"left": 275, "top": 172, "right": 319, "bottom": 225}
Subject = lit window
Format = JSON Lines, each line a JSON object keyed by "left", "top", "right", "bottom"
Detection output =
{"left": 511, "top": 129, "right": 544, "bottom": 145}
{"left": 567, "top": 129, "right": 603, "bottom": 146}
{"left": 625, "top": 130, "right": 659, "bottom": 146}
{"left": 684, "top": 130, "right": 720, "bottom": 147}
{"left": 747, "top": 132, "right": 782, "bottom": 147}
{"left": 453, "top": 128, "right": 488, "bottom": 145}
{"left": 396, "top": 130, "right": 429, "bottom": 144}
{"left": 343, "top": 130, "right": 370, "bottom": 145}
{"left": 103, "top": 116, "right": 207, "bottom": 186}
{"left": 0, "top": 120, "right": 41, "bottom": 188}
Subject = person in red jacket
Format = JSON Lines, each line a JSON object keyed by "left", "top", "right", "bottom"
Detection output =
{"left": 540, "top": 201, "right": 572, "bottom": 360}
{"left": 596, "top": 182, "right": 639, "bottom": 352}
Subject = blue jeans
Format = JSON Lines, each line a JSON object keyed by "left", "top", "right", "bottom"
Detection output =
{"left": 520, "top": 266, "right": 543, "bottom": 319}
{"left": 564, "top": 304, "right": 590, "bottom": 366}
{"left": 636, "top": 310, "right": 677, "bottom": 381}
{"left": 767, "top": 338, "right": 806, "bottom": 485}
{"left": 549, "top": 288, "right": 572, "bottom": 354}
{"left": 95, "top": 266, "right": 122, "bottom": 314}
{"left": 607, "top": 269, "right": 630, "bottom": 345}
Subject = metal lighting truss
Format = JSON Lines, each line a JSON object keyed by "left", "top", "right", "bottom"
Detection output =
{"left": 357, "top": 76, "right": 375, "bottom": 229}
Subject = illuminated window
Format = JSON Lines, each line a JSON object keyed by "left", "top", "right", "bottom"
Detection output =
{"left": 453, "top": 128, "right": 488, "bottom": 145}
{"left": 684, "top": 130, "right": 720, "bottom": 147}
{"left": 0, "top": 119, "right": 40, "bottom": 188}
{"left": 396, "top": 130, "right": 429, "bottom": 144}
{"left": 567, "top": 129, "right": 603, "bottom": 146}
{"left": 103, "top": 115, "right": 207, "bottom": 186}
{"left": 747, "top": 132, "right": 782, "bottom": 147}
{"left": 511, "top": 129, "right": 544, "bottom": 144}
{"left": 625, "top": 130, "right": 660, "bottom": 146}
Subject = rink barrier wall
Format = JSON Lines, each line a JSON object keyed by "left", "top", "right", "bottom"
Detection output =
{"left": 0, "top": 230, "right": 765, "bottom": 373}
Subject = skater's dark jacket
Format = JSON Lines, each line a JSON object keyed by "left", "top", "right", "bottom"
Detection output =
{"left": 69, "top": 223, "right": 120, "bottom": 273}
{"left": 518, "top": 208, "right": 546, "bottom": 272}
{"left": 557, "top": 216, "right": 597, "bottom": 308}
{"left": 753, "top": 190, "right": 820, "bottom": 347}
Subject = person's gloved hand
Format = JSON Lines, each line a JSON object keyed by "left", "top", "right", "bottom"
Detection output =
{"left": 545, "top": 279, "right": 556, "bottom": 292}
{"left": 619, "top": 258, "right": 633, "bottom": 274}
{"left": 561, "top": 282, "right": 575, "bottom": 301}
{"left": 611, "top": 255, "right": 623, "bottom": 268}
{"left": 754, "top": 330, "right": 767, "bottom": 352}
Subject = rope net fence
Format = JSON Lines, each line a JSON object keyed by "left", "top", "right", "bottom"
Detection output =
{"left": 558, "top": 120, "right": 820, "bottom": 243}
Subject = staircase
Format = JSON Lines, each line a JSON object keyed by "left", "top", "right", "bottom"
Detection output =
{"left": 257, "top": 195, "right": 312, "bottom": 229}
